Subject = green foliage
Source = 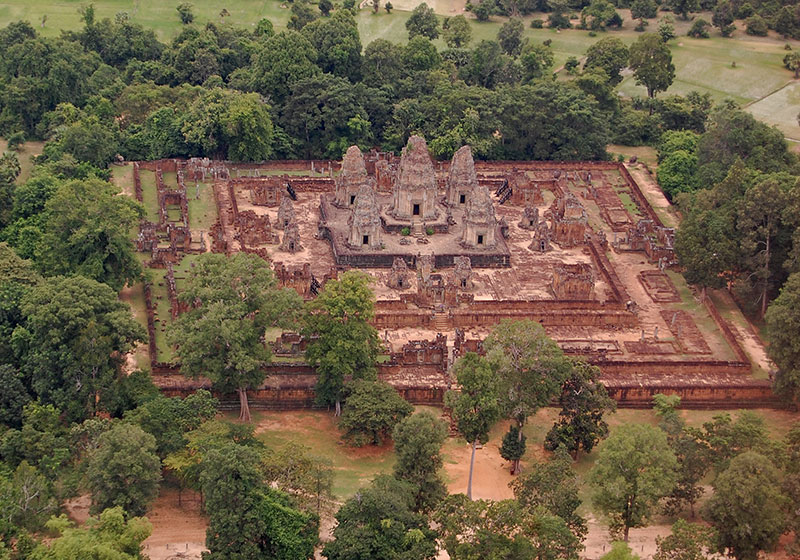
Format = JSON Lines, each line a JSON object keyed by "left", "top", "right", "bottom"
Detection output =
{"left": 85, "top": 423, "right": 161, "bottom": 517}
{"left": 288, "top": 0, "right": 318, "bottom": 31}
{"left": 654, "top": 520, "right": 715, "bottom": 560}
{"left": 628, "top": 33, "right": 676, "bottom": 98}
{"left": 443, "top": 15, "right": 473, "bottom": 48}
{"left": 658, "top": 130, "right": 699, "bottom": 162}
{"left": 302, "top": 10, "right": 362, "bottom": 82}
{"left": 304, "top": 271, "right": 381, "bottom": 412}
{"left": 168, "top": 252, "right": 301, "bottom": 421}
{"left": 511, "top": 447, "right": 587, "bottom": 541}
{"left": 500, "top": 425, "right": 527, "bottom": 463}
{"left": 544, "top": 360, "right": 616, "bottom": 457}
{"left": 498, "top": 18, "right": 524, "bottom": 56}
{"left": 712, "top": 1, "right": 736, "bottom": 36}
{"left": 687, "top": 18, "right": 710, "bottom": 38}
{"left": 446, "top": 353, "right": 501, "bottom": 446}
{"left": 434, "top": 493, "right": 582, "bottom": 560}
{"left": 630, "top": 0, "right": 657, "bottom": 19}
{"left": 767, "top": 273, "right": 800, "bottom": 402}
{"left": 323, "top": 475, "right": 438, "bottom": 560}
{"left": 250, "top": 31, "right": 319, "bottom": 103}
{"left": 392, "top": 411, "right": 448, "bottom": 512}
{"left": 657, "top": 149, "right": 698, "bottom": 199}
{"left": 744, "top": 14, "right": 768, "bottom": 36}
{"left": 339, "top": 380, "right": 413, "bottom": 446}
{"left": 261, "top": 442, "right": 334, "bottom": 517}
{"left": 658, "top": 23, "right": 676, "bottom": 42}
{"left": 784, "top": 52, "right": 800, "bottom": 78}
{"left": 36, "top": 177, "right": 143, "bottom": 290}
{"left": 406, "top": 3, "right": 440, "bottom": 40}
{"left": 0, "top": 461, "right": 57, "bottom": 539}
{"left": 584, "top": 37, "right": 629, "bottom": 86}
{"left": 176, "top": 3, "right": 194, "bottom": 24}
{"left": 704, "top": 452, "right": 786, "bottom": 560}
{"left": 601, "top": 542, "right": 641, "bottom": 560}
{"left": 581, "top": 0, "right": 622, "bottom": 31}
{"left": 666, "top": 0, "right": 698, "bottom": 19}
{"left": 29, "top": 507, "right": 151, "bottom": 560}
{"left": 0, "top": 403, "right": 71, "bottom": 481}
{"left": 520, "top": 42, "right": 554, "bottom": 82}
{"left": 589, "top": 423, "right": 678, "bottom": 540}
{"left": 14, "top": 276, "right": 145, "bottom": 421}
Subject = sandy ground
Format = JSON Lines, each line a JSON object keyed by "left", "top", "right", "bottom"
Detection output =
{"left": 142, "top": 489, "right": 208, "bottom": 560}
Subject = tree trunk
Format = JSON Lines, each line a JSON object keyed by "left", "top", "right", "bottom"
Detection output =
{"left": 761, "top": 233, "right": 770, "bottom": 319}
{"left": 237, "top": 387, "right": 251, "bottom": 423}
{"left": 467, "top": 439, "right": 477, "bottom": 500}
{"left": 512, "top": 419, "right": 524, "bottom": 475}
{"left": 624, "top": 524, "right": 630, "bottom": 542}
{"left": 335, "top": 399, "right": 341, "bottom": 417}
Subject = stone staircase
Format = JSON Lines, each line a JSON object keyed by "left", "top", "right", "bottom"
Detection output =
{"left": 411, "top": 220, "right": 425, "bottom": 238}
{"left": 433, "top": 312, "right": 451, "bottom": 332}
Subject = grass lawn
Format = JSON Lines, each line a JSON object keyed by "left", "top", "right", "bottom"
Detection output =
{"left": 0, "top": 139, "right": 44, "bottom": 184}
{"left": 138, "top": 169, "right": 160, "bottom": 222}
{"left": 187, "top": 181, "right": 218, "bottom": 230}
{"left": 148, "top": 267, "right": 175, "bottom": 363}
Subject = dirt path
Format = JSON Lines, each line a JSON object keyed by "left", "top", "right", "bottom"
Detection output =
{"left": 142, "top": 489, "right": 208, "bottom": 560}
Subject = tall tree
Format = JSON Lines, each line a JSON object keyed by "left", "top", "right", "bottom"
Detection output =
{"left": 250, "top": 31, "right": 319, "bottom": 103}
{"left": 484, "top": 319, "right": 572, "bottom": 474}
{"left": 14, "top": 276, "right": 145, "bottom": 421}
{"left": 302, "top": 10, "right": 362, "bottom": 82}
{"left": 406, "top": 3, "right": 440, "bottom": 40}
{"left": 85, "top": 423, "right": 161, "bottom": 517}
{"left": 766, "top": 273, "right": 800, "bottom": 403}
{"left": 167, "top": 253, "right": 302, "bottom": 422}
{"left": 589, "top": 424, "right": 678, "bottom": 541}
{"left": 443, "top": 15, "right": 472, "bottom": 48}
{"left": 498, "top": 18, "right": 525, "bottom": 56}
{"left": 654, "top": 520, "right": 716, "bottom": 560}
{"left": 304, "top": 271, "right": 381, "bottom": 416}
{"left": 704, "top": 451, "right": 786, "bottom": 560}
{"left": 36, "top": 178, "right": 143, "bottom": 291}
{"left": 338, "top": 380, "right": 412, "bottom": 446}
{"left": 445, "top": 352, "right": 501, "bottom": 499}
{"left": 544, "top": 360, "right": 616, "bottom": 458}
{"left": 392, "top": 411, "right": 449, "bottom": 513}
{"left": 584, "top": 37, "right": 629, "bottom": 86}
{"left": 628, "top": 33, "right": 675, "bottom": 99}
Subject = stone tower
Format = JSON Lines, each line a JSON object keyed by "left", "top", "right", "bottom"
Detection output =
{"left": 390, "top": 135, "right": 438, "bottom": 222}
{"left": 348, "top": 185, "right": 382, "bottom": 250}
{"left": 447, "top": 145, "right": 478, "bottom": 207}
{"left": 461, "top": 185, "right": 497, "bottom": 249}
{"left": 334, "top": 145, "right": 371, "bottom": 208}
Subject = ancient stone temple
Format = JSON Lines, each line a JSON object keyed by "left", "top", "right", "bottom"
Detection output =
{"left": 447, "top": 145, "right": 478, "bottom": 207}
{"left": 529, "top": 220, "right": 551, "bottom": 253}
{"left": 549, "top": 191, "right": 587, "bottom": 248}
{"left": 386, "top": 257, "right": 410, "bottom": 290}
{"left": 461, "top": 185, "right": 497, "bottom": 249}
{"left": 552, "top": 263, "right": 594, "bottom": 300}
{"left": 348, "top": 185, "right": 382, "bottom": 250}
{"left": 334, "top": 146, "right": 371, "bottom": 208}
{"left": 452, "top": 256, "right": 473, "bottom": 289}
{"left": 390, "top": 135, "right": 438, "bottom": 222}
{"left": 519, "top": 206, "right": 539, "bottom": 230}
{"left": 277, "top": 196, "right": 295, "bottom": 230}
{"left": 279, "top": 222, "right": 303, "bottom": 253}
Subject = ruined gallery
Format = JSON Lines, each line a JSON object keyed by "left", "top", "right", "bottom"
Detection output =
{"left": 133, "top": 135, "right": 774, "bottom": 409}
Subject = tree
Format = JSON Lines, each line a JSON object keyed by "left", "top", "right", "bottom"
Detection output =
{"left": 704, "top": 452, "right": 786, "bottom": 560}
{"left": 785, "top": 51, "right": 800, "bottom": 79}
{"left": 601, "top": 542, "right": 641, "bottom": 560}
{"left": 302, "top": 9, "right": 362, "bottom": 82}
{"left": 304, "top": 271, "right": 381, "bottom": 415}
{"left": 323, "top": 476, "right": 438, "bottom": 560}
{"left": 510, "top": 447, "right": 587, "bottom": 540}
{"left": 167, "top": 253, "right": 302, "bottom": 422}
{"left": 474, "top": 0, "right": 493, "bottom": 21}
{"left": 443, "top": 15, "right": 472, "bottom": 48}
{"left": 0, "top": 461, "right": 57, "bottom": 537}
{"left": 319, "top": 0, "right": 333, "bottom": 15}
{"left": 657, "top": 149, "right": 698, "bottom": 199}
{"left": 712, "top": 1, "right": 736, "bottom": 36}
{"left": 687, "top": 18, "right": 710, "bottom": 38}
{"left": 584, "top": 37, "right": 629, "bottom": 86}
{"left": 630, "top": 0, "right": 658, "bottom": 20}
{"left": 498, "top": 18, "right": 524, "bottom": 56}
{"left": 628, "top": 33, "right": 675, "bottom": 98}
{"left": 666, "top": 0, "right": 698, "bottom": 19}
{"left": 288, "top": 0, "right": 318, "bottom": 31}
{"left": 744, "top": 15, "right": 767, "bottom": 36}
{"left": 484, "top": 319, "right": 572, "bottom": 474}
{"left": 658, "top": 23, "right": 676, "bottom": 42}
{"left": 520, "top": 42, "right": 554, "bottom": 82}
{"left": 544, "top": 361, "right": 616, "bottom": 458}
{"left": 250, "top": 31, "right": 319, "bottom": 103}
{"left": 434, "top": 494, "right": 582, "bottom": 560}
{"left": 589, "top": 423, "right": 678, "bottom": 541}
{"left": 36, "top": 178, "right": 143, "bottom": 291}
{"left": 338, "top": 380, "right": 413, "bottom": 446}
{"left": 500, "top": 425, "right": 527, "bottom": 469}
{"left": 86, "top": 424, "right": 161, "bottom": 517}
{"left": 445, "top": 352, "right": 501, "bottom": 499}
{"left": 261, "top": 443, "right": 334, "bottom": 517}
{"left": 0, "top": 366, "right": 30, "bottom": 429}
{"left": 783, "top": 423, "right": 800, "bottom": 556}
{"left": 392, "top": 411, "right": 448, "bottom": 512}
{"left": 201, "top": 444, "right": 317, "bottom": 560}
{"left": 176, "top": 3, "right": 194, "bottom": 24}
{"left": 654, "top": 520, "right": 715, "bottom": 560}
{"left": 385, "top": 1, "right": 393, "bottom": 13}
{"left": 581, "top": 0, "right": 622, "bottom": 31}
{"left": 29, "top": 507, "right": 151, "bottom": 560}
{"left": 767, "top": 273, "right": 800, "bottom": 403}
{"left": 14, "top": 276, "right": 145, "bottom": 421}
{"left": 406, "top": 3, "right": 439, "bottom": 40}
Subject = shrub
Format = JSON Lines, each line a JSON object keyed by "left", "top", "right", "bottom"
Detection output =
{"left": 531, "top": 18, "right": 545, "bottom": 28}
{"left": 339, "top": 380, "right": 413, "bottom": 447}
{"left": 7, "top": 131, "right": 25, "bottom": 151}
{"left": 401, "top": 226, "right": 410, "bottom": 236}
{"left": 426, "top": 226, "right": 434, "bottom": 235}
{"left": 745, "top": 15, "right": 768, "bottom": 36}
{"left": 687, "top": 18, "right": 710, "bottom": 38}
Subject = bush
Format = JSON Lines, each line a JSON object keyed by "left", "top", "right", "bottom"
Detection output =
{"left": 339, "top": 380, "right": 413, "bottom": 447}
{"left": 401, "top": 226, "right": 410, "bottom": 236}
{"left": 500, "top": 425, "right": 527, "bottom": 465}
{"left": 7, "top": 131, "right": 25, "bottom": 151}
{"left": 548, "top": 12, "right": 572, "bottom": 28}
{"left": 687, "top": 18, "right": 710, "bottom": 38}
{"left": 426, "top": 226, "right": 434, "bottom": 235}
{"left": 635, "top": 19, "right": 649, "bottom": 31}
{"left": 745, "top": 15, "right": 768, "bottom": 36}
{"left": 531, "top": 18, "right": 545, "bottom": 28}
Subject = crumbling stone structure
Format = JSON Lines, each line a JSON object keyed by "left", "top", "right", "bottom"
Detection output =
{"left": 552, "top": 263, "right": 595, "bottom": 300}
{"left": 452, "top": 256, "right": 473, "bottom": 290}
{"left": 279, "top": 222, "right": 303, "bottom": 253}
{"left": 446, "top": 145, "right": 478, "bottom": 207}
{"left": 237, "top": 210, "right": 279, "bottom": 246}
{"left": 614, "top": 219, "right": 677, "bottom": 266}
{"left": 508, "top": 171, "right": 544, "bottom": 206}
{"left": 519, "top": 206, "right": 539, "bottom": 230}
{"left": 387, "top": 257, "right": 411, "bottom": 290}
{"left": 461, "top": 185, "right": 497, "bottom": 249}
{"left": 390, "top": 135, "right": 438, "bottom": 222}
{"left": 334, "top": 146, "right": 372, "bottom": 207}
{"left": 277, "top": 196, "right": 295, "bottom": 230}
{"left": 348, "top": 185, "right": 382, "bottom": 250}
{"left": 529, "top": 220, "right": 552, "bottom": 253}
{"left": 250, "top": 177, "right": 283, "bottom": 207}
{"left": 549, "top": 191, "right": 587, "bottom": 248}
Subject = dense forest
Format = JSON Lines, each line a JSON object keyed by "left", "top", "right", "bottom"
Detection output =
{"left": 1, "top": 1, "right": 800, "bottom": 558}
